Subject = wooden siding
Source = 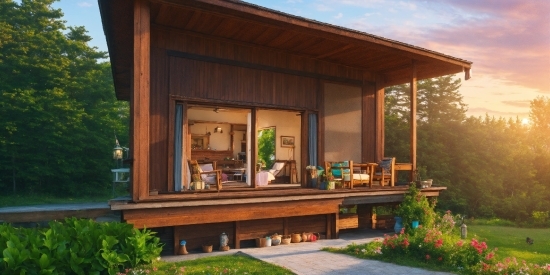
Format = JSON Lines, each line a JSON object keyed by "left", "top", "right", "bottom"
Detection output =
{"left": 168, "top": 56, "right": 318, "bottom": 109}
{"left": 147, "top": 24, "right": 384, "bottom": 194}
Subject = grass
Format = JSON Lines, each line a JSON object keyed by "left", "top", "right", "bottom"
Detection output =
{"left": 468, "top": 225, "right": 550, "bottom": 265}
{"left": 0, "top": 193, "right": 113, "bottom": 208}
{"left": 126, "top": 253, "right": 296, "bottom": 275}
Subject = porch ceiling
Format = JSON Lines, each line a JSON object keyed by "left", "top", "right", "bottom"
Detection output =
{"left": 99, "top": 0, "right": 472, "bottom": 100}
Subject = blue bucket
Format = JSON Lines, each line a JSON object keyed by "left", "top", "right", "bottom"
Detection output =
{"left": 412, "top": 220, "right": 419, "bottom": 228}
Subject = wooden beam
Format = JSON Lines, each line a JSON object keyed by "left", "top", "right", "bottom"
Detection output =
{"left": 410, "top": 60, "right": 417, "bottom": 181}
{"left": 156, "top": 0, "right": 472, "bottom": 68}
{"left": 132, "top": 0, "right": 151, "bottom": 201}
{"left": 167, "top": 50, "right": 365, "bottom": 86}
{"left": 123, "top": 199, "right": 342, "bottom": 228}
{"left": 375, "top": 80, "right": 385, "bottom": 161}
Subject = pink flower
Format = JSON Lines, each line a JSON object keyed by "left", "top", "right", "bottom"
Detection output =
{"left": 400, "top": 228, "right": 405, "bottom": 234}
{"left": 485, "top": 252, "right": 494, "bottom": 260}
{"left": 426, "top": 254, "right": 431, "bottom": 260}
{"left": 456, "top": 240, "right": 464, "bottom": 247}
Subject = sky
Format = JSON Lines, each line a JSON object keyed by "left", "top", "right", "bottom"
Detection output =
{"left": 53, "top": 0, "right": 550, "bottom": 120}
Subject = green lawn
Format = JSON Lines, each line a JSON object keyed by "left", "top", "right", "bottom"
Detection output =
{"left": 468, "top": 225, "right": 550, "bottom": 265}
{"left": 129, "top": 253, "right": 295, "bottom": 275}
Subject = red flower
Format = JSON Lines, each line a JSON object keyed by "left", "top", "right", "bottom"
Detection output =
{"left": 438, "top": 257, "right": 442, "bottom": 261}
{"left": 426, "top": 254, "right": 431, "bottom": 260}
{"left": 435, "top": 239, "right": 443, "bottom": 248}
{"left": 402, "top": 238, "right": 410, "bottom": 248}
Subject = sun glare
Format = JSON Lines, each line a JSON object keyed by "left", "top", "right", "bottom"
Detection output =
{"left": 521, "top": 118, "right": 530, "bottom": 125}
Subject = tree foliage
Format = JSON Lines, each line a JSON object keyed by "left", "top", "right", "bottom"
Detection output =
{"left": 385, "top": 76, "right": 550, "bottom": 223}
{"left": 258, "top": 128, "right": 275, "bottom": 169}
{"left": 0, "top": 0, "right": 129, "bottom": 197}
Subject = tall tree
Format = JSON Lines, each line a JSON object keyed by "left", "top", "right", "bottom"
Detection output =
{"left": 0, "top": 0, "right": 128, "bottom": 196}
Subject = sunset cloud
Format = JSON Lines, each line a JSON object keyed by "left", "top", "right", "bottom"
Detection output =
{"left": 419, "top": 0, "right": 550, "bottom": 94}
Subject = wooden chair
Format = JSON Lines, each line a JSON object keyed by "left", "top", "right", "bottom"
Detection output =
{"left": 188, "top": 160, "right": 222, "bottom": 191}
{"left": 351, "top": 162, "right": 374, "bottom": 187}
{"left": 324, "top": 161, "right": 353, "bottom": 189}
{"left": 371, "top": 157, "right": 395, "bottom": 187}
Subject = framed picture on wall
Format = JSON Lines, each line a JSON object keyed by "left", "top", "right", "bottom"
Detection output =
{"left": 281, "top": 136, "right": 295, "bottom": 148}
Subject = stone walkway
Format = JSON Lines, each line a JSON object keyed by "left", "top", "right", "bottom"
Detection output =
{"left": 163, "top": 229, "right": 452, "bottom": 275}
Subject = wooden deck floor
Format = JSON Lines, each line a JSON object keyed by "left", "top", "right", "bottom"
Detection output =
{"left": 110, "top": 185, "right": 446, "bottom": 210}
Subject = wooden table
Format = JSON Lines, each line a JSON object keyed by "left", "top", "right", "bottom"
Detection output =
{"left": 222, "top": 168, "right": 245, "bottom": 181}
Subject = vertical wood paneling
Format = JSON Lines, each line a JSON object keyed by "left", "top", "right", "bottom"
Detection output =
{"left": 317, "top": 80, "right": 325, "bottom": 165}
{"left": 362, "top": 79, "right": 376, "bottom": 163}
{"left": 156, "top": 27, "right": 364, "bottom": 85}
{"left": 168, "top": 57, "right": 318, "bottom": 110}
{"left": 150, "top": 47, "right": 168, "bottom": 193}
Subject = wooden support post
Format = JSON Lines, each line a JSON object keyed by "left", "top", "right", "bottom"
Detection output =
{"left": 334, "top": 212, "right": 340, "bottom": 239}
{"left": 357, "top": 204, "right": 373, "bottom": 229}
{"left": 132, "top": 0, "right": 150, "bottom": 201}
{"left": 251, "top": 108, "right": 257, "bottom": 188}
{"left": 326, "top": 214, "right": 332, "bottom": 239}
{"left": 234, "top": 221, "right": 241, "bottom": 249}
{"left": 410, "top": 60, "right": 417, "bottom": 181}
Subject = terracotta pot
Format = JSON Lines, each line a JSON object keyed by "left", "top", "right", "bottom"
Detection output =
{"left": 281, "top": 235, "right": 291, "bottom": 245}
{"left": 202, "top": 245, "right": 213, "bottom": 253}
{"left": 291, "top": 233, "right": 301, "bottom": 243}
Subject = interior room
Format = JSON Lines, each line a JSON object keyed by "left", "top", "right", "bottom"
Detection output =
{"left": 182, "top": 105, "right": 301, "bottom": 190}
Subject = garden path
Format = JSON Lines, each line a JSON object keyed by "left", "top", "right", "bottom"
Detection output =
{"left": 164, "top": 228, "right": 453, "bottom": 275}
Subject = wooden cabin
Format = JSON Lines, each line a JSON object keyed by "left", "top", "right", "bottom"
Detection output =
{"left": 98, "top": 0, "right": 472, "bottom": 253}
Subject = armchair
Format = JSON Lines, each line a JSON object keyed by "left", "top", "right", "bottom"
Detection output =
{"left": 188, "top": 160, "right": 222, "bottom": 191}
{"left": 371, "top": 157, "right": 395, "bottom": 187}
{"left": 324, "top": 161, "right": 353, "bottom": 189}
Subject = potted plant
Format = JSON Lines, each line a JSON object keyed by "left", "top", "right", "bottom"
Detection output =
{"left": 394, "top": 184, "right": 436, "bottom": 233}
{"left": 326, "top": 171, "right": 335, "bottom": 190}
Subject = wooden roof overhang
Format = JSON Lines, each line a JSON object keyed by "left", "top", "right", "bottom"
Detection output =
{"left": 99, "top": 0, "right": 472, "bottom": 101}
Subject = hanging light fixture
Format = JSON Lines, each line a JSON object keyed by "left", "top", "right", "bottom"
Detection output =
{"left": 113, "top": 137, "right": 123, "bottom": 160}
{"left": 214, "top": 126, "right": 223, "bottom": 133}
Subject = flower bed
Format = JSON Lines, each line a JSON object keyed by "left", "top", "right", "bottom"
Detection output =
{"left": 325, "top": 185, "right": 550, "bottom": 274}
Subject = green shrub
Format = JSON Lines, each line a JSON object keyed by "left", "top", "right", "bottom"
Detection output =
{"left": 0, "top": 218, "right": 162, "bottom": 274}
{"left": 394, "top": 185, "right": 437, "bottom": 231}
